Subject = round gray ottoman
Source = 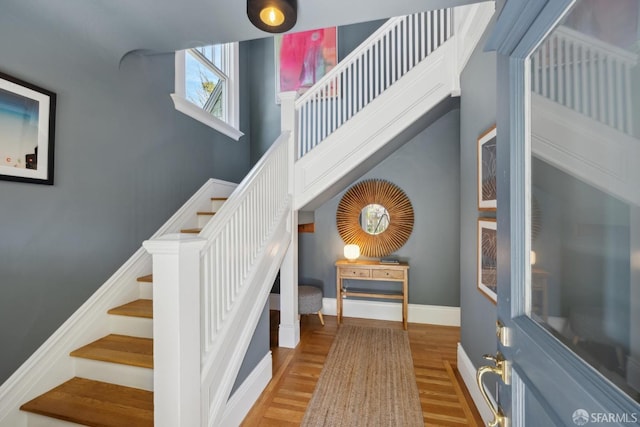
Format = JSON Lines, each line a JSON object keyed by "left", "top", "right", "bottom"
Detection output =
{"left": 298, "top": 285, "right": 324, "bottom": 326}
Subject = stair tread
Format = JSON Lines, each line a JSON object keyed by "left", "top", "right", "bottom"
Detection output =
{"left": 211, "top": 197, "right": 228, "bottom": 201}
{"left": 197, "top": 211, "right": 216, "bottom": 216}
{"left": 70, "top": 334, "right": 153, "bottom": 368}
{"left": 108, "top": 299, "right": 152, "bottom": 319}
{"left": 180, "top": 228, "right": 201, "bottom": 234}
{"left": 21, "top": 377, "right": 153, "bottom": 426}
{"left": 137, "top": 274, "right": 153, "bottom": 283}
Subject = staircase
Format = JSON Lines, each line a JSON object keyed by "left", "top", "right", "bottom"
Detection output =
{"left": 291, "top": 4, "right": 494, "bottom": 210}
{"left": 0, "top": 182, "right": 234, "bottom": 426}
{"left": 531, "top": 24, "right": 640, "bottom": 206}
{"left": 0, "top": 3, "right": 495, "bottom": 426}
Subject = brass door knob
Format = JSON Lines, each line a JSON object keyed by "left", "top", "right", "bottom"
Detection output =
{"left": 476, "top": 352, "right": 510, "bottom": 427}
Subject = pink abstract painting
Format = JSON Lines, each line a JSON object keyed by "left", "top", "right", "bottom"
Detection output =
{"left": 276, "top": 27, "right": 337, "bottom": 95}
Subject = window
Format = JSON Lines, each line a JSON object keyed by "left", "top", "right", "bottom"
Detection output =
{"left": 171, "top": 43, "right": 243, "bottom": 140}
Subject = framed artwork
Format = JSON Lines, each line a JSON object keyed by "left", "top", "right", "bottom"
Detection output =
{"left": 274, "top": 27, "right": 337, "bottom": 102}
{"left": 477, "top": 218, "right": 497, "bottom": 304}
{"left": 0, "top": 71, "right": 56, "bottom": 185}
{"left": 477, "top": 124, "right": 497, "bottom": 210}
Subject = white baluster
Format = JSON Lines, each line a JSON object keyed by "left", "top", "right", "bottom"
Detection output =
{"left": 607, "top": 56, "right": 615, "bottom": 128}
{"left": 402, "top": 19, "right": 408, "bottom": 75}
{"left": 580, "top": 44, "right": 588, "bottom": 117}
{"left": 625, "top": 63, "right": 633, "bottom": 134}
{"left": 420, "top": 12, "right": 426, "bottom": 59}
{"left": 559, "top": 36, "right": 566, "bottom": 107}
{"left": 597, "top": 52, "right": 606, "bottom": 124}
{"left": 616, "top": 60, "right": 624, "bottom": 132}
{"left": 426, "top": 11, "right": 432, "bottom": 55}
{"left": 572, "top": 41, "right": 579, "bottom": 112}
{"left": 408, "top": 14, "right": 414, "bottom": 69}
{"left": 590, "top": 49, "right": 597, "bottom": 119}
{"left": 438, "top": 9, "right": 446, "bottom": 47}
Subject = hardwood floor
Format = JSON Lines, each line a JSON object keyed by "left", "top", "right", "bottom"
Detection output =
{"left": 242, "top": 312, "right": 484, "bottom": 426}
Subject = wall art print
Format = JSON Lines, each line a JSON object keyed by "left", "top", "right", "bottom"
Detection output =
{"left": 477, "top": 124, "right": 497, "bottom": 210}
{"left": 0, "top": 71, "right": 56, "bottom": 185}
{"left": 478, "top": 218, "right": 497, "bottom": 304}
{"left": 275, "top": 27, "right": 337, "bottom": 102}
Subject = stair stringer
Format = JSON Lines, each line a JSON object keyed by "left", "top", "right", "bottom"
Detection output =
{"left": 532, "top": 93, "right": 640, "bottom": 207}
{"left": 293, "top": 38, "right": 456, "bottom": 211}
{"left": 0, "top": 178, "right": 237, "bottom": 427}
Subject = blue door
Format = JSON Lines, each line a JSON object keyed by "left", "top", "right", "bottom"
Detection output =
{"left": 480, "top": 0, "right": 640, "bottom": 425}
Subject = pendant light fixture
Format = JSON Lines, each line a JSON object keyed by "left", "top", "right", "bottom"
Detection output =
{"left": 247, "top": 0, "right": 297, "bottom": 33}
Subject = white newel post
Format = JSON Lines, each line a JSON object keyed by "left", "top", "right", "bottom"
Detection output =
{"left": 142, "top": 234, "right": 207, "bottom": 427}
{"left": 279, "top": 91, "right": 297, "bottom": 134}
{"left": 278, "top": 91, "right": 301, "bottom": 348}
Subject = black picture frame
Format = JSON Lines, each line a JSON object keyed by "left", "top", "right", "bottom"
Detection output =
{"left": 0, "top": 71, "right": 56, "bottom": 185}
{"left": 477, "top": 124, "right": 497, "bottom": 210}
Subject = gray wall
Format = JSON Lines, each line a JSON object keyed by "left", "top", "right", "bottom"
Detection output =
{"left": 299, "top": 109, "right": 461, "bottom": 306}
{"left": 459, "top": 16, "right": 499, "bottom": 368}
{"left": 244, "top": 20, "right": 386, "bottom": 165}
{"left": 231, "top": 303, "right": 270, "bottom": 394}
{"left": 0, "top": 10, "right": 260, "bottom": 384}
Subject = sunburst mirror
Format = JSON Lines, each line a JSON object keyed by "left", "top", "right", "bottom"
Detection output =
{"left": 336, "top": 179, "right": 414, "bottom": 257}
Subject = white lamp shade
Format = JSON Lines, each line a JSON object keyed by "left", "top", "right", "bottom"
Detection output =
{"left": 530, "top": 250, "right": 537, "bottom": 265}
{"left": 344, "top": 244, "right": 360, "bottom": 261}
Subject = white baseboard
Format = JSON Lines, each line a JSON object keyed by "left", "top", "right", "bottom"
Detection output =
{"left": 221, "top": 352, "right": 272, "bottom": 427}
{"left": 321, "top": 298, "right": 460, "bottom": 327}
{"left": 278, "top": 322, "right": 301, "bottom": 349}
{"left": 457, "top": 343, "right": 495, "bottom": 424}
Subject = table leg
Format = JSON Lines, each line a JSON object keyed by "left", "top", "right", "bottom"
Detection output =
{"left": 336, "top": 274, "right": 342, "bottom": 324}
{"left": 403, "top": 279, "right": 408, "bottom": 330}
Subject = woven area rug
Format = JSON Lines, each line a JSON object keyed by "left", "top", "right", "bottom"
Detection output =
{"left": 301, "top": 325, "right": 423, "bottom": 426}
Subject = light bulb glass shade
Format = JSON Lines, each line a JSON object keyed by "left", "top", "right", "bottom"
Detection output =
{"left": 247, "top": 0, "right": 297, "bottom": 33}
{"left": 530, "top": 250, "right": 537, "bottom": 265}
{"left": 260, "top": 7, "right": 285, "bottom": 26}
{"left": 344, "top": 244, "right": 360, "bottom": 261}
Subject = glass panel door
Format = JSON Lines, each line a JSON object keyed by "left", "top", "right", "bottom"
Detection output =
{"left": 529, "top": 0, "right": 640, "bottom": 403}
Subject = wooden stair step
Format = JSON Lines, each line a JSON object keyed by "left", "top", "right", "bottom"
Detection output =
{"left": 211, "top": 197, "right": 228, "bottom": 201}
{"left": 21, "top": 377, "right": 153, "bottom": 426}
{"left": 197, "top": 211, "right": 216, "bottom": 216}
{"left": 108, "top": 299, "right": 152, "bottom": 318}
{"left": 180, "top": 228, "right": 201, "bottom": 234}
{"left": 70, "top": 334, "right": 153, "bottom": 369}
{"left": 137, "top": 274, "right": 153, "bottom": 283}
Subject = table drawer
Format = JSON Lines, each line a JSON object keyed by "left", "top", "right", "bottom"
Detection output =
{"left": 340, "top": 268, "right": 371, "bottom": 278}
{"left": 372, "top": 269, "right": 405, "bottom": 280}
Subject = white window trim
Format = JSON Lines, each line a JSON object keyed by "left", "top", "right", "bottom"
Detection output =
{"left": 171, "top": 44, "right": 244, "bottom": 141}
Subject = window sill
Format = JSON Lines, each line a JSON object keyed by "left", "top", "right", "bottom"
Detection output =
{"left": 170, "top": 94, "right": 244, "bottom": 141}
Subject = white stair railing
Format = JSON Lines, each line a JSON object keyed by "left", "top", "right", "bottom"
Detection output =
{"left": 144, "top": 132, "right": 293, "bottom": 427}
{"left": 200, "top": 133, "right": 290, "bottom": 352}
{"left": 199, "top": 131, "right": 291, "bottom": 426}
{"left": 531, "top": 25, "right": 637, "bottom": 135}
{"left": 295, "top": 8, "right": 453, "bottom": 157}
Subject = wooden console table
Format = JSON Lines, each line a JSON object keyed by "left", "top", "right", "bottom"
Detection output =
{"left": 335, "top": 259, "right": 410, "bottom": 329}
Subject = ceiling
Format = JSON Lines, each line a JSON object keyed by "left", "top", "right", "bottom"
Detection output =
{"left": 4, "top": 0, "right": 483, "bottom": 62}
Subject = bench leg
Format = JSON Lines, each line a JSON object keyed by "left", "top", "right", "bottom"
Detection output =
{"left": 317, "top": 311, "right": 325, "bottom": 326}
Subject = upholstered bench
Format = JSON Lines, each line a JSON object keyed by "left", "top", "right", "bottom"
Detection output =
{"left": 298, "top": 285, "right": 324, "bottom": 326}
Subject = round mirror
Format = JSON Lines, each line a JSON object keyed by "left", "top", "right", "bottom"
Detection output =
{"left": 337, "top": 179, "right": 414, "bottom": 257}
{"left": 360, "top": 204, "right": 390, "bottom": 235}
